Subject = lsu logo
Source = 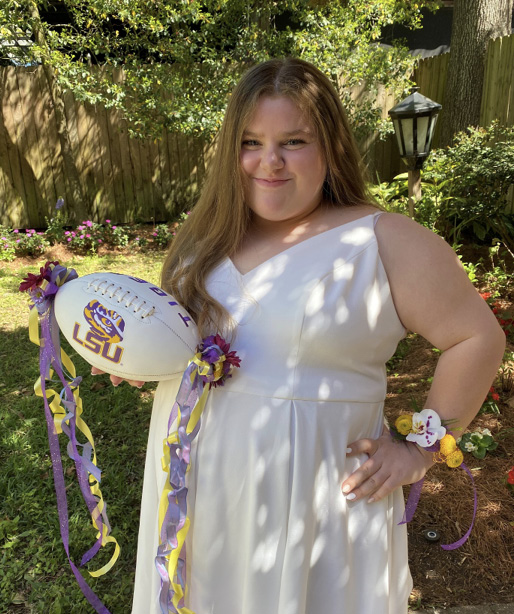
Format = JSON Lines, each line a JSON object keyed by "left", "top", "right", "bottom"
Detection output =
{"left": 73, "top": 300, "right": 126, "bottom": 364}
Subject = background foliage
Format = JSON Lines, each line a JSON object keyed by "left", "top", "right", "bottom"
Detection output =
{"left": 372, "top": 121, "right": 514, "bottom": 253}
{"left": 0, "top": 0, "right": 440, "bottom": 139}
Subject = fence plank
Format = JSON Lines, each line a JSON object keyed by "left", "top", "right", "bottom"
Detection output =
{"left": 36, "top": 67, "right": 67, "bottom": 219}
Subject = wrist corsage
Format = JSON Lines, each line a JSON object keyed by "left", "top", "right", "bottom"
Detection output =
{"left": 391, "top": 408, "right": 464, "bottom": 468}
{"left": 391, "top": 408, "right": 476, "bottom": 551}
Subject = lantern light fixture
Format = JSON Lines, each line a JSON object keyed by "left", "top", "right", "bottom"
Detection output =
{"left": 388, "top": 87, "right": 442, "bottom": 171}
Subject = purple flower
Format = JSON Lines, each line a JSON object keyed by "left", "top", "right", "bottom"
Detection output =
{"left": 197, "top": 334, "right": 241, "bottom": 388}
{"left": 55, "top": 198, "right": 64, "bottom": 210}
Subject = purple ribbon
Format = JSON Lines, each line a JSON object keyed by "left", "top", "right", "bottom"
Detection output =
{"left": 155, "top": 362, "right": 205, "bottom": 613}
{"left": 155, "top": 340, "right": 239, "bottom": 613}
{"left": 33, "top": 265, "right": 113, "bottom": 613}
{"left": 399, "top": 462, "right": 477, "bottom": 550}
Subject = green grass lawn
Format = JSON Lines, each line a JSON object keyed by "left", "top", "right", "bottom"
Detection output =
{"left": 1, "top": 252, "right": 164, "bottom": 613}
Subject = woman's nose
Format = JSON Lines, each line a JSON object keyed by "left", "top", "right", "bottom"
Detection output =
{"left": 261, "top": 146, "right": 284, "bottom": 171}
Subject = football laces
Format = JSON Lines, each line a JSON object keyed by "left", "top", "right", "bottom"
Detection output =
{"left": 87, "top": 278, "right": 156, "bottom": 318}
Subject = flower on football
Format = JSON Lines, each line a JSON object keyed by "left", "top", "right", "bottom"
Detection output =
{"left": 19, "top": 261, "right": 58, "bottom": 292}
{"left": 406, "top": 409, "right": 447, "bottom": 448}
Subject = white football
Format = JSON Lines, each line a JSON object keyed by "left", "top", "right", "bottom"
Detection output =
{"left": 53, "top": 272, "right": 200, "bottom": 381}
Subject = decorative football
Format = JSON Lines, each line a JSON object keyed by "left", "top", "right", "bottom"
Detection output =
{"left": 53, "top": 272, "right": 200, "bottom": 381}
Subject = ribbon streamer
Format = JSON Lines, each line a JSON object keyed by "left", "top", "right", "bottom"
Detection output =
{"left": 23, "top": 263, "right": 120, "bottom": 613}
{"left": 399, "top": 460, "right": 477, "bottom": 550}
{"left": 155, "top": 337, "right": 240, "bottom": 614}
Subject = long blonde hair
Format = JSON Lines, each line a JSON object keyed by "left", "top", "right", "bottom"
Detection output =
{"left": 161, "top": 57, "right": 371, "bottom": 337}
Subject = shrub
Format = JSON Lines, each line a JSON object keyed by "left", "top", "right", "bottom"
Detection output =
{"left": 102, "top": 220, "right": 129, "bottom": 248}
{"left": 373, "top": 122, "right": 514, "bottom": 251}
{"left": 152, "top": 224, "right": 175, "bottom": 248}
{"left": 44, "top": 198, "right": 67, "bottom": 245}
{"left": 14, "top": 229, "right": 50, "bottom": 257}
{"left": 64, "top": 220, "right": 103, "bottom": 253}
{"left": 0, "top": 228, "right": 16, "bottom": 261}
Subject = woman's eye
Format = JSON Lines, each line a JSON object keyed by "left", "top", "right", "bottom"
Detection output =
{"left": 242, "top": 140, "right": 260, "bottom": 147}
{"left": 284, "top": 139, "right": 305, "bottom": 146}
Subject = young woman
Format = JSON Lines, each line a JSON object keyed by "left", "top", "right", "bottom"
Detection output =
{"left": 120, "top": 58, "right": 504, "bottom": 613}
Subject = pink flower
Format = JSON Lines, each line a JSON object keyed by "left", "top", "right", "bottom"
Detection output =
{"left": 86, "top": 234, "right": 91, "bottom": 238}
{"left": 67, "top": 238, "right": 72, "bottom": 242}
{"left": 80, "top": 234, "right": 85, "bottom": 239}
{"left": 98, "top": 239, "right": 102, "bottom": 243}
{"left": 86, "top": 221, "right": 93, "bottom": 227}
{"left": 112, "top": 225, "right": 117, "bottom": 229}
{"left": 13, "top": 229, "right": 19, "bottom": 234}
{"left": 105, "top": 219, "right": 111, "bottom": 224}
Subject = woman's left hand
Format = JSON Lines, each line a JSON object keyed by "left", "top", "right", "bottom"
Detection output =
{"left": 341, "top": 433, "right": 433, "bottom": 503}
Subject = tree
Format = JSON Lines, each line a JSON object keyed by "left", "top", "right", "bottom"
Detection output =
{"left": 440, "top": 0, "right": 514, "bottom": 147}
{"left": 1, "top": 0, "right": 440, "bottom": 142}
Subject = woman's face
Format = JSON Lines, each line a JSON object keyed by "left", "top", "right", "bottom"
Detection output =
{"left": 240, "top": 96, "right": 327, "bottom": 226}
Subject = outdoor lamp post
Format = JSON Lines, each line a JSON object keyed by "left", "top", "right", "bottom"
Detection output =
{"left": 388, "top": 87, "right": 442, "bottom": 217}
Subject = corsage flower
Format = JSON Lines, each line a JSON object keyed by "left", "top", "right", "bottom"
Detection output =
{"left": 391, "top": 408, "right": 460, "bottom": 468}
{"left": 394, "top": 407, "right": 476, "bottom": 550}
{"left": 195, "top": 333, "right": 241, "bottom": 388}
{"left": 405, "top": 408, "right": 447, "bottom": 447}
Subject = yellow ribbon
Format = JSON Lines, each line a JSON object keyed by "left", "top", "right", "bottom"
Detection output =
{"left": 158, "top": 361, "right": 211, "bottom": 614}
{"left": 29, "top": 305, "right": 121, "bottom": 576}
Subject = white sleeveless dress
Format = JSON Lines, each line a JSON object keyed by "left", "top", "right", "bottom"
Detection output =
{"left": 132, "top": 213, "right": 413, "bottom": 614}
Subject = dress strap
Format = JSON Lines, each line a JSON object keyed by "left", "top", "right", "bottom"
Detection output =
{"left": 372, "top": 211, "right": 384, "bottom": 228}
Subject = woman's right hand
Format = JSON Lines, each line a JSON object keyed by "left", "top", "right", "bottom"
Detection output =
{"left": 91, "top": 366, "right": 145, "bottom": 388}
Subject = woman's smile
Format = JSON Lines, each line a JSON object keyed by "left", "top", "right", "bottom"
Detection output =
{"left": 240, "top": 96, "right": 327, "bottom": 225}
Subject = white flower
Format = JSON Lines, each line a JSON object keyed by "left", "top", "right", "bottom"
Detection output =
{"left": 464, "top": 441, "right": 478, "bottom": 452}
{"left": 480, "top": 428, "right": 492, "bottom": 436}
{"left": 405, "top": 409, "right": 447, "bottom": 448}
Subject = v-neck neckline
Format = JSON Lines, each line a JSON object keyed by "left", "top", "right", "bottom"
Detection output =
{"left": 228, "top": 212, "right": 376, "bottom": 278}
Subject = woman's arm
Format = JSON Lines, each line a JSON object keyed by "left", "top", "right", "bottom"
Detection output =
{"left": 341, "top": 213, "right": 506, "bottom": 503}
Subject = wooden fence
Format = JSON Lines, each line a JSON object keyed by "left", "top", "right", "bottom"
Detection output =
{"left": 0, "top": 66, "right": 208, "bottom": 228}
{"left": 1, "top": 33, "right": 514, "bottom": 228}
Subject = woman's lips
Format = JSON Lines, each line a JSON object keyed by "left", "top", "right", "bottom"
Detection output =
{"left": 254, "top": 178, "right": 290, "bottom": 187}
